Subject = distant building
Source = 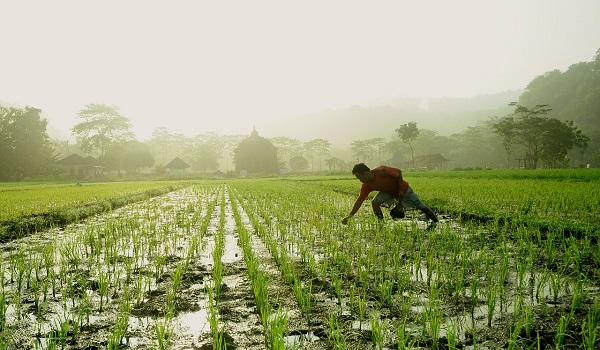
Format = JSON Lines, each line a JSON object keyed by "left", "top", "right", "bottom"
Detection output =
{"left": 57, "top": 153, "right": 102, "bottom": 179}
{"left": 387, "top": 153, "right": 451, "bottom": 170}
{"left": 413, "top": 153, "right": 451, "bottom": 170}
{"left": 234, "top": 127, "right": 279, "bottom": 174}
{"left": 165, "top": 157, "right": 190, "bottom": 175}
{"left": 386, "top": 152, "right": 409, "bottom": 169}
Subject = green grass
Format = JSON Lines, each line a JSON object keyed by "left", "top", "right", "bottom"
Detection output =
{"left": 0, "top": 180, "right": 194, "bottom": 240}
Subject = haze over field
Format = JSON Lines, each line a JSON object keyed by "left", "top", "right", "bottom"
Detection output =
{"left": 1, "top": 1, "right": 599, "bottom": 145}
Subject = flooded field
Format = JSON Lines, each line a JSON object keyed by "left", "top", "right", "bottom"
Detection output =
{"left": 0, "top": 178, "right": 598, "bottom": 349}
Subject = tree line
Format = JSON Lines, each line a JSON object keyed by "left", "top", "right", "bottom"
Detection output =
{"left": 1, "top": 48, "right": 599, "bottom": 180}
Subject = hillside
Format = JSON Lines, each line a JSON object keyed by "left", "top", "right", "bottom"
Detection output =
{"left": 260, "top": 90, "right": 523, "bottom": 147}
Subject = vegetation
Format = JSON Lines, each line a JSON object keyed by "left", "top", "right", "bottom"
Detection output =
{"left": 71, "top": 104, "right": 135, "bottom": 158}
{"left": 1, "top": 49, "right": 600, "bottom": 180}
{"left": 493, "top": 102, "right": 589, "bottom": 169}
{"left": 0, "top": 172, "right": 597, "bottom": 348}
{"left": 0, "top": 106, "right": 58, "bottom": 180}
{"left": 0, "top": 180, "right": 188, "bottom": 240}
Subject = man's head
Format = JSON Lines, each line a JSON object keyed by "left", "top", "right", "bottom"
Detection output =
{"left": 352, "top": 163, "right": 370, "bottom": 175}
{"left": 352, "top": 163, "right": 372, "bottom": 183}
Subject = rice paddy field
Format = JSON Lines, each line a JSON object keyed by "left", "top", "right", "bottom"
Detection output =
{"left": 0, "top": 169, "right": 599, "bottom": 349}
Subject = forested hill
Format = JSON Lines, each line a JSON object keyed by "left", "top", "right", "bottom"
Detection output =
{"left": 265, "top": 48, "right": 600, "bottom": 151}
{"left": 261, "top": 90, "right": 522, "bottom": 147}
{"left": 517, "top": 49, "right": 600, "bottom": 157}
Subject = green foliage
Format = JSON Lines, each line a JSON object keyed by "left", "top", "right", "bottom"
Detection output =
{"left": 0, "top": 106, "right": 58, "bottom": 180}
{"left": 0, "top": 181, "right": 185, "bottom": 239}
{"left": 103, "top": 140, "right": 155, "bottom": 173}
{"left": 304, "top": 138, "right": 332, "bottom": 171}
{"left": 493, "top": 102, "right": 589, "bottom": 169}
{"left": 181, "top": 132, "right": 223, "bottom": 173}
{"left": 350, "top": 139, "right": 375, "bottom": 164}
{"left": 395, "top": 121, "right": 419, "bottom": 160}
{"left": 289, "top": 155, "right": 309, "bottom": 172}
{"left": 519, "top": 48, "right": 600, "bottom": 166}
{"left": 71, "top": 104, "right": 134, "bottom": 158}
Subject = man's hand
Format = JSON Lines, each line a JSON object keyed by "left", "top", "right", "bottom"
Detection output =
{"left": 341, "top": 216, "right": 350, "bottom": 225}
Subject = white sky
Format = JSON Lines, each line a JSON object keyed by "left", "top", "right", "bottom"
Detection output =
{"left": 1, "top": 0, "right": 599, "bottom": 141}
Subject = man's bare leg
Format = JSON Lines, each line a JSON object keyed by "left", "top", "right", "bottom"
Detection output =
{"left": 372, "top": 201, "right": 384, "bottom": 220}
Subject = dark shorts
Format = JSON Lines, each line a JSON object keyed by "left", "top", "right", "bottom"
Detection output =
{"left": 373, "top": 186, "right": 427, "bottom": 210}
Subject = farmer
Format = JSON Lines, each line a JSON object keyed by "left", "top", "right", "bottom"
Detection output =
{"left": 341, "top": 163, "right": 438, "bottom": 224}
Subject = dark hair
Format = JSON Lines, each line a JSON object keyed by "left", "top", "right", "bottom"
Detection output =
{"left": 352, "top": 163, "right": 370, "bottom": 174}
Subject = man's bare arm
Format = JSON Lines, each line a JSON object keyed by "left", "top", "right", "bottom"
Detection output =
{"left": 342, "top": 199, "right": 364, "bottom": 224}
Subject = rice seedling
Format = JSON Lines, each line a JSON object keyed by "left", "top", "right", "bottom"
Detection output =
{"left": 379, "top": 277, "right": 395, "bottom": 309}
{"left": 507, "top": 317, "right": 523, "bottom": 350}
{"left": 50, "top": 312, "right": 71, "bottom": 348}
{"left": 535, "top": 269, "right": 550, "bottom": 303}
{"left": 154, "top": 316, "right": 173, "bottom": 350}
{"left": 0, "top": 289, "right": 6, "bottom": 332}
{"left": 445, "top": 319, "right": 458, "bottom": 350}
{"left": 293, "top": 278, "right": 312, "bottom": 319}
{"left": 485, "top": 282, "right": 498, "bottom": 328}
{"left": 424, "top": 296, "right": 443, "bottom": 349}
{"left": 548, "top": 271, "right": 564, "bottom": 304}
{"left": 107, "top": 311, "right": 129, "bottom": 349}
{"left": 554, "top": 314, "right": 572, "bottom": 349}
{"left": 326, "top": 311, "right": 347, "bottom": 350}
{"left": 207, "top": 285, "right": 227, "bottom": 350}
{"left": 330, "top": 267, "right": 343, "bottom": 306}
{"left": 396, "top": 318, "right": 415, "bottom": 350}
{"left": 96, "top": 266, "right": 110, "bottom": 311}
{"left": 370, "top": 312, "right": 385, "bottom": 350}
{"left": 356, "top": 286, "right": 367, "bottom": 329}
{"left": 581, "top": 300, "right": 599, "bottom": 350}
{"left": 268, "top": 308, "right": 288, "bottom": 350}
{"left": 523, "top": 303, "right": 533, "bottom": 339}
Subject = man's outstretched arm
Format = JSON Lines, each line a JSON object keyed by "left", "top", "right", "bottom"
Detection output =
{"left": 342, "top": 199, "right": 364, "bottom": 224}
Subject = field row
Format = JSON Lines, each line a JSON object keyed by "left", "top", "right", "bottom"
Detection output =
{"left": 0, "top": 180, "right": 191, "bottom": 221}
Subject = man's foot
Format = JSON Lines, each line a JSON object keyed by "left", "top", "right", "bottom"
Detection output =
{"left": 390, "top": 204, "right": 405, "bottom": 219}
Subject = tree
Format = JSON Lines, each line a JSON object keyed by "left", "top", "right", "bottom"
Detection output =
{"left": 350, "top": 140, "right": 375, "bottom": 164}
{"left": 540, "top": 119, "right": 589, "bottom": 168}
{"left": 71, "top": 104, "right": 134, "bottom": 158}
{"left": 148, "top": 127, "right": 178, "bottom": 165}
{"left": 102, "top": 140, "right": 155, "bottom": 174}
{"left": 0, "top": 106, "right": 58, "bottom": 180}
{"left": 304, "top": 138, "right": 331, "bottom": 172}
{"left": 383, "top": 139, "right": 402, "bottom": 158}
{"left": 492, "top": 116, "right": 516, "bottom": 168}
{"left": 593, "top": 149, "right": 600, "bottom": 162}
{"left": 184, "top": 132, "right": 223, "bottom": 173}
{"left": 289, "top": 155, "right": 308, "bottom": 172}
{"left": 325, "top": 157, "right": 346, "bottom": 171}
{"left": 369, "top": 137, "right": 387, "bottom": 164}
{"left": 518, "top": 48, "right": 600, "bottom": 166}
{"left": 493, "top": 102, "right": 589, "bottom": 169}
{"left": 122, "top": 140, "right": 155, "bottom": 173}
{"left": 122, "top": 151, "right": 155, "bottom": 174}
{"left": 395, "top": 122, "right": 419, "bottom": 162}
{"left": 269, "top": 136, "right": 302, "bottom": 169}
{"left": 221, "top": 134, "right": 247, "bottom": 172}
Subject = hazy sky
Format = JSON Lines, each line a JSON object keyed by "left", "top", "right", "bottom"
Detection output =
{"left": 1, "top": 0, "right": 599, "bottom": 141}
